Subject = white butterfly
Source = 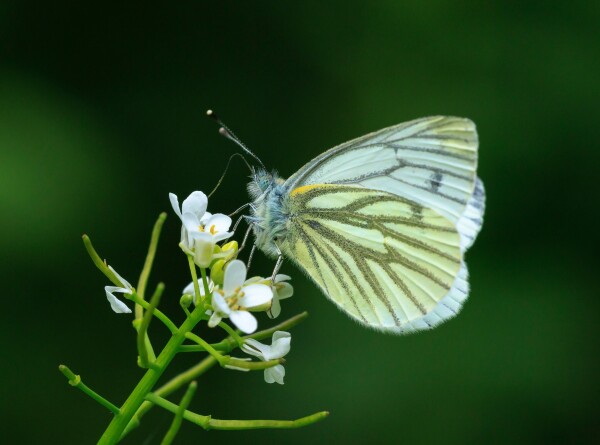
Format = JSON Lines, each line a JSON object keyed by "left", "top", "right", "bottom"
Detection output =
{"left": 246, "top": 116, "right": 485, "bottom": 334}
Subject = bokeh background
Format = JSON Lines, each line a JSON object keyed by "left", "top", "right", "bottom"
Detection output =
{"left": 1, "top": 1, "right": 599, "bottom": 444}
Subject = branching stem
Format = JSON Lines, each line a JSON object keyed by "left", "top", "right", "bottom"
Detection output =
{"left": 59, "top": 365, "right": 120, "bottom": 415}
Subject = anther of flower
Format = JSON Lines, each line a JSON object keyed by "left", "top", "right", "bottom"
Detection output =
{"left": 208, "top": 260, "right": 273, "bottom": 334}
{"left": 104, "top": 265, "right": 133, "bottom": 314}
{"left": 242, "top": 331, "right": 291, "bottom": 384}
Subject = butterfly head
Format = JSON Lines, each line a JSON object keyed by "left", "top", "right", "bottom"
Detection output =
{"left": 247, "top": 168, "right": 284, "bottom": 200}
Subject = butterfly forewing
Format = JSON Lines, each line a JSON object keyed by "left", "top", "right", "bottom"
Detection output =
{"left": 283, "top": 184, "right": 465, "bottom": 333}
{"left": 285, "top": 116, "right": 481, "bottom": 247}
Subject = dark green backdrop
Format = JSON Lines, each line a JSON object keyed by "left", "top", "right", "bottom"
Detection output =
{"left": 1, "top": 1, "right": 599, "bottom": 444}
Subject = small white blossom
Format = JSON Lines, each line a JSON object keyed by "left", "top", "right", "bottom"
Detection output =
{"left": 182, "top": 279, "right": 215, "bottom": 305}
{"left": 169, "top": 191, "right": 233, "bottom": 267}
{"left": 245, "top": 274, "right": 294, "bottom": 319}
{"left": 268, "top": 274, "right": 294, "bottom": 319}
{"left": 242, "top": 331, "right": 291, "bottom": 384}
{"left": 208, "top": 260, "right": 273, "bottom": 334}
{"left": 104, "top": 266, "right": 133, "bottom": 313}
{"left": 169, "top": 191, "right": 208, "bottom": 248}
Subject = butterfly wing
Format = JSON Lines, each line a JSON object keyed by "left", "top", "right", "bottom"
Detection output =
{"left": 282, "top": 184, "right": 468, "bottom": 333}
{"left": 285, "top": 116, "right": 485, "bottom": 251}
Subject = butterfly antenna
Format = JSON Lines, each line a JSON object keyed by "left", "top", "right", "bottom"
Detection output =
{"left": 206, "top": 109, "right": 266, "bottom": 170}
{"left": 208, "top": 153, "right": 252, "bottom": 198}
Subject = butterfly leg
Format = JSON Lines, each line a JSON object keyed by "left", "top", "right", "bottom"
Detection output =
{"left": 231, "top": 213, "right": 247, "bottom": 234}
{"left": 237, "top": 223, "right": 254, "bottom": 254}
{"left": 270, "top": 245, "right": 284, "bottom": 284}
{"left": 247, "top": 244, "right": 257, "bottom": 270}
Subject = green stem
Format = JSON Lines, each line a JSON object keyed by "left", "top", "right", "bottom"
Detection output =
{"left": 82, "top": 235, "right": 122, "bottom": 286}
{"left": 97, "top": 305, "right": 205, "bottom": 445}
{"left": 184, "top": 332, "right": 283, "bottom": 370}
{"left": 178, "top": 344, "right": 228, "bottom": 353}
{"left": 146, "top": 392, "right": 210, "bottom": 428}
{"left": 147, "top": 392, "right": 329, "bottom": 430}
{"left": 128, "top": 293, "right": 177, "bottom": 334}
{"left": 137, "top": 283, "right": 164, "bottom": 369}
{"left": 121, "top": 312, "right": 309, "bottom": 438}
{"left": 211, "top": 311, "right": 309, "bottom": 350}
{"left": 184, "top": 332, "right": 224, "bottom": 361}
{"left": 58, "top": 365, "right": 120, "bottom": 415}
{"left": 160, "top": 381, "right": 197, "bottom": 445}
{"left": 208, "top": 411, "right": 330, "bottom": 430}
{"left": 200, "top": 267, "right": 211, "bottom": 305}
{"left": 217, "top": 322, "right": 244, "bottom": 346}
{"left": 122, "top": 356, "right": 217, "bottom": 438}
{"left": 136, "top": 212, "right": 167, "bottom": 319}
{"left": 187, "top": 256, "right": 202, "bottom": 304}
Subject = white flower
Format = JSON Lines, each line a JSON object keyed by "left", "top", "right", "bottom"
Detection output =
{"left": 245, "top": 274, "right": 294, "bottom": 319}
{"left": 267, "top": 274, "right": 294, "bottom": 319}
{"left": 169, "top": 191, "right": 208, "bottom": 248}
{"left": 208, "top": 260, "right": 273, "bottom": 334}
{"left": 104, "top": 266, "right": 133, "bottom": 314}
{"left": 182, "top": 279, "right": 215, "bottom": 305}
{"left": 169, "top": 191, "right": 234, "bottom": 267}
{"left": 241, "top": 331, "right": 291, "bottom": 384}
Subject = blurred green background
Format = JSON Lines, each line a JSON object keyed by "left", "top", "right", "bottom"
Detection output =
{"left": 1, "top": 1, "right": 599, "bottom": 444}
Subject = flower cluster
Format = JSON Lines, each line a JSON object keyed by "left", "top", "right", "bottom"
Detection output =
{"left": 100, "top": 190, "right": 296, "bottom": 384}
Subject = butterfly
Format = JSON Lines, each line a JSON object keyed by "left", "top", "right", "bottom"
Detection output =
{"left": 246, "top": 116, "right": 485, "bottom": 334}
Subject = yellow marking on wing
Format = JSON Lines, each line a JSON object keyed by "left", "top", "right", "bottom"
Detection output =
{"left": 290, "top": 183, "right": 335, "bottom": 197}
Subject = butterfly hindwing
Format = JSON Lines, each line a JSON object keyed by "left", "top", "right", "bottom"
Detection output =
{"left": 282, "top": 184, "right": 466, "bottom": 333}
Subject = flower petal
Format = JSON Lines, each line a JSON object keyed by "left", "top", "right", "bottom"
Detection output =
{"left": 275, "top": 274, "right": 291, "bottom": 283}
{"left": 183, "top": 279, "right": 213, "bottom": 304}
{"left": 169, "top": 193, "right": 182, "bottom": 219}
{"left": 241, "top": 338, "right": 270, "bottom": 360}
{"left": 193, "top": 234, "right": 216, "bottom": 268}
{"left": 199, "top": 211, "right": 213, "bottom": 224}
{"left": 108, "top": 266, "right": 132, "bottom": 290}
{"left": 268, "top": 331, "right": 291, "bottom": 359}
{"left": 230, "top": 310, "right": 257, "bottom": 334}
{"left": 181, "top": 191, "right": 208, "bottom": 218}
{"left": 211, "top": 291, "right": 231, "bottom": 315}
{"left": 105, "top": 286, "right": 132, "bottom": 314}
{"left": 276, "top": 282, "right": 294, "bottom": 300}
{"left": 264, "top": 365, "right": 285, "bottom": 384}
{"left": 179, "top": 225, "right": 186, "bottom": 245}
{"left": 182, "top": 281, "right": 196, "bottom": 295}
{"left": 244, "top": 276, "right": 263, "bottom": 285}
{"left": 208, "top": 311, "right": 222, "bottom": 328}
{"left": 205, "top": 213, "right": 232, "bottom": 233}
{"left": 212, "top": 231, "right": 234, "bottom": 243}
{"left": 239, "top": 284, "right": 273, "bottom": 308}
{"left": 223, "top": 260, "right": 247, "bottom": 295}
{"left": 267, "top": 296, "right": 281, "bottom": 319}
{"left": 182, "top": 211, "right": 201, "bottom": 234}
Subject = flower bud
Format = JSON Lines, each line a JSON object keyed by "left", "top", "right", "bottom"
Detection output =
{"left": 221, "top": 240, "right": 238, "bottom": 260}
{"left": 210, "top": 259, "right": 226, "bottom": 285}
{"left": 180, "top": 294, "right": 193, "bottom": 308}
